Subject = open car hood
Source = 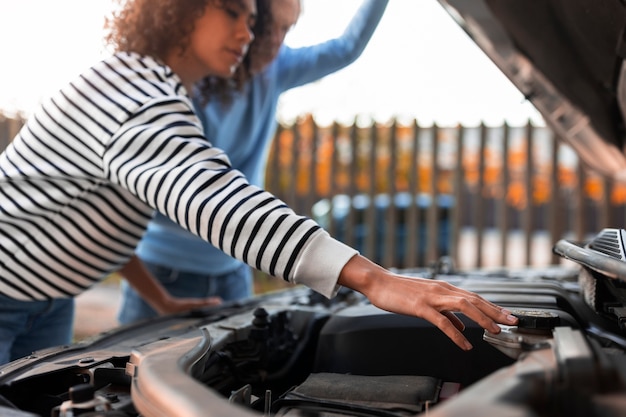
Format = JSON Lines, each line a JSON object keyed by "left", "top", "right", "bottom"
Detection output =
{"left": 438, "top": 0, "right": 626, "bottom": 181}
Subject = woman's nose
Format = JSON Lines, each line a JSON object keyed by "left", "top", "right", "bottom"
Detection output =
{"left": 238, "top": 20, "right": 255, "bottom": 45}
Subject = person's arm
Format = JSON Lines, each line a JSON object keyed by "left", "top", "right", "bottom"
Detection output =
{"left": 119, "top": 255, "right": 222, "bottom": 315}
{"left": 277, "top": 0, "right": 389, "bottom": 90}
{"left": 109, "top": 88, "right": 516, "bottom": 350}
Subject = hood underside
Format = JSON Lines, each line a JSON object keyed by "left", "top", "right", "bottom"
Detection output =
{"left": 438, "top": 0, "right": 626, "bottom": 181}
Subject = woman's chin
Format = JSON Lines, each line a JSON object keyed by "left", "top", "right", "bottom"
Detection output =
{"left": 213, "top": 64, "right": 239, "bottom": 79}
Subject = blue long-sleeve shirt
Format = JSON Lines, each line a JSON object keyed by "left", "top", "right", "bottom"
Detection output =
{"left": 136, "top": 0, "right": 389, "bottom": 274}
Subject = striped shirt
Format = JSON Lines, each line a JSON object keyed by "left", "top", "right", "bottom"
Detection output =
{"left": 0, "top": 52, "right": 357, "bottom": 301}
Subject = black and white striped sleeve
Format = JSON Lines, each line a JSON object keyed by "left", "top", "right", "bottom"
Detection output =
{"left": 104, "top": 97, "right": 358, "bottom": 297}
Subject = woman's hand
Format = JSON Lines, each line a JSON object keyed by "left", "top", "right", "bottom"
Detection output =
{"left": 120, "top": 255, "right": 222, "bottom": 316}
{"left": 337, "top": 255, "right": 519, "bottom": 350}
{"left": 156, "top": 295, "right": 223, "bottom": 315}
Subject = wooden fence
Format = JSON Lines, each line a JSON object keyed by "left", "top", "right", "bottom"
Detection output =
{"left": 264, "top": 116, "right": 626, "bottom": 270}
{"left": 2, "top": 112, "right": 625, "bottom": 271}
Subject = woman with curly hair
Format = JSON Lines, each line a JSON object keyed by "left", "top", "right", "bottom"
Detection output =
{"left": 0, "top": 0, "right": 260, "bottom": 364}
{"left": 117, "top": 0, "right": 390, "bottom": 324}
{"left": 0, "top": 0, "right": 518, "bottom": 364}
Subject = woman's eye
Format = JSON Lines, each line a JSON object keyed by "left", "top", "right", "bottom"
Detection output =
{"left": 225, "top": 7, "right": 239, "bottom": 18}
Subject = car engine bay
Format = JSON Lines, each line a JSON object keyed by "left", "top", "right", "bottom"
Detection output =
{"left": 1, "top": 229, "right": 626, "bottom": 417}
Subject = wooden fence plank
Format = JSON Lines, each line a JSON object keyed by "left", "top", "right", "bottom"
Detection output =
{"left": 427, "top": 124, "right": 440, "bottom": 266}
{"left": 575, "top": 163, "right": 586, "bottom": 241}
{"left": 404, "top": 120, "right": 420, "bottom": 268}
{"left": 549, "top": 132, "right": 561, "bottom": 264}
{"left": 499, "top": 123, "right": 511, "bottom": 266}
{"left": 451, "top": 125, "right": 464, "bottom": 268}
{"left": 474, "top": 123, "right": 487, "bottom": 268}
{"left": 384, "top": 121, "right": 398, "bottom": 267}
{"left": 364, "top": 123, "right": 378, "bottom": 262}
{"left": 523, "top": 121, "right": 534, "bottom": 266}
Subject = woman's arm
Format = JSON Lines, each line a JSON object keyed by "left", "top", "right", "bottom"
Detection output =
{"left": 119, "top": 255, "right": 222, "bottom": 315}
{"left": 106, "top": 65, "right": 516, "bottom": 348}
{"left": 277, "top": 0, "right": 389, "bottom": 90}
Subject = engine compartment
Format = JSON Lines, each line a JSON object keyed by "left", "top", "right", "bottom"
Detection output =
{"left": 1, "top": 251, "right": 626, "bottom": 417}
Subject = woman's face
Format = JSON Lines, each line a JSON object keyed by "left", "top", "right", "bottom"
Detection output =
{"left": 250, "top": 0, "right": 300, "bottom": 73}
{"left": 172, "top": 0, "right": 257, "bottom": 84}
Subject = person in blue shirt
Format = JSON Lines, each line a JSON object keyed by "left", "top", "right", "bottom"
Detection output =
{"left": 117, "top": 0, "right": 390, "bottom": 324}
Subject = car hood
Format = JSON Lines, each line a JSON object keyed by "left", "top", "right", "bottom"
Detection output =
{"left": 438, "top": 0, "right": 626, "bottom": 181}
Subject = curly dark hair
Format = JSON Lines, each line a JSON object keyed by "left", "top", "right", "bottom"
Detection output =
{"left": 104, "top": 0, "right": 270, "bottom": 101}
{"left": 105, "top": 0, "right": 210, "bottom": 59}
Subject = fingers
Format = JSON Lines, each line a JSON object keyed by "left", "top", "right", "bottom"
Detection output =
{"left": 205, "top": 296, "right": 223, "bottom": 306}
{"left": 406, "top": 279, "right": 518, "bottom": 350}
{"left": 350, "top": 268, "right": 518, "bottom": 351}
{"left": 182, "top": 297, "right": 223, "bottom": 311}
{"left": 449, "top": 292, "right": 518, "bottom": 333}
{"left": 430, "top": 289, "right": 519, "bottom": 349}
{"left": 190, "top": 297, "right": 222, "bottom": 308}
{"left": 426, "top": 281, "right": 517, "bottom": 326}
{"left": 442, "top": 310, "right": 465, "bottom": 332}
{"left": 424, "top": 309, "right": 473, "bottom": 350}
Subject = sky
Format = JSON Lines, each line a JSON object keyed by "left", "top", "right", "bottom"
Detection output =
{"left": 0, "top": 0, "right": 542, "bottom": 126}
